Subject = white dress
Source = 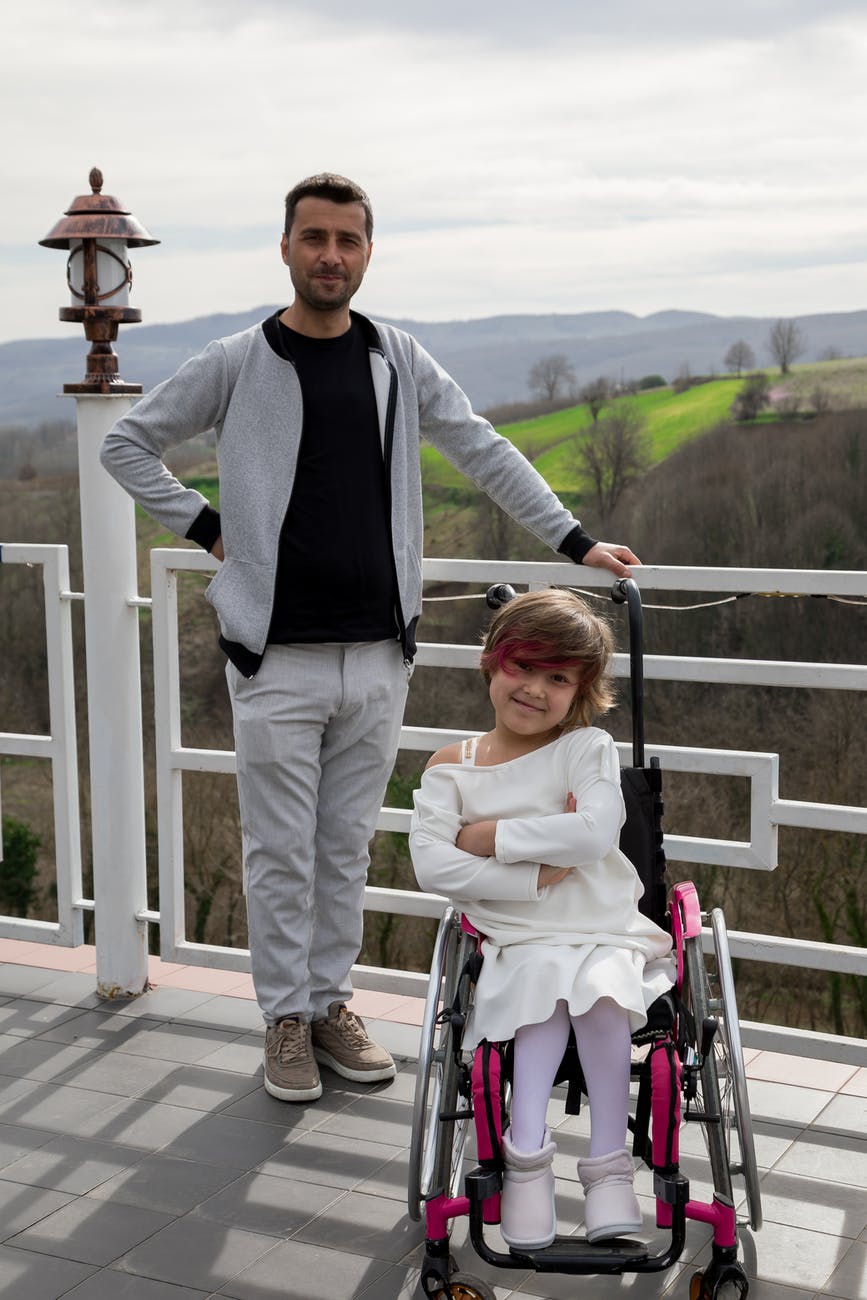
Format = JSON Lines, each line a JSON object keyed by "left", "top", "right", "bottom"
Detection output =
{"left": 410, "top": 728, "right": 675, "bottom": 1048}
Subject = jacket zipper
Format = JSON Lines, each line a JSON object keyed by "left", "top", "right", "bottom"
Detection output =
{"left": 375, "top": 348, "right": 412, "bottom": 665}
{"left": 265, "top": 356, "right": 301, "bottom": 649}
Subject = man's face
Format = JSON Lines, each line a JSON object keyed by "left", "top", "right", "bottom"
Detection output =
{"left": 281, "top": 196, "right": 372, "bottom": 313}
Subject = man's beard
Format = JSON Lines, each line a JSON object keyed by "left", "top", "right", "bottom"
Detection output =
{"left": 292, "top": 269, "right": 360, "bottom": 312}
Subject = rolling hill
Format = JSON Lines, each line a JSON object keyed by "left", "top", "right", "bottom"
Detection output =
{"left": 3, "top": 305, "right": 867, "bottom": 426}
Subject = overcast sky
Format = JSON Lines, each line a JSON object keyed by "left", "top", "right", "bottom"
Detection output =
{"left": 3, "top": 0, "right": 867, "bottom": 344}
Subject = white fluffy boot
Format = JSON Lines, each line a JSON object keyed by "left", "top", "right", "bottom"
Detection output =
{"left": 500, "top": 1126, "right": 557, "bottom": 1250}
{"left": 577, "top": 1147, "right": 642, "bottom": 1242}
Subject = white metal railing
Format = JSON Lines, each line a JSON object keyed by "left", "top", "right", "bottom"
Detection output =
{"left": 2, "top": 539, "right": 865, "bottom": 1059}
{"left": 148, "top": 552, "right": 867, "bottom": 1020}
{"left": 386, "top": 738, "right": 783, "bottom": 871}
{"left": 0, "top": 543, "right": 84, "bottom": 946}
{"left": 150, "top": 548, "right": 242, "bottom": 971}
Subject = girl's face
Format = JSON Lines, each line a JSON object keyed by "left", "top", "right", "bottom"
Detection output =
{"left": 488, "top": 657, "right": 582, "bottom": 742}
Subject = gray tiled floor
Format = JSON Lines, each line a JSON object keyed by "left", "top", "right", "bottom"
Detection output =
{"left": 0, "top": 962, "right": 864, "bottom": 1300}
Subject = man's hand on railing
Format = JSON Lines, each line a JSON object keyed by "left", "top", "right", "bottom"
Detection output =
{"left": 582, "top": 541, "right": 640, "bottom": 579}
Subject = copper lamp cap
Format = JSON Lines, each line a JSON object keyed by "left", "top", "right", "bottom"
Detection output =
{"left": 39, "top": 167, "right": 160, "bottom": 249}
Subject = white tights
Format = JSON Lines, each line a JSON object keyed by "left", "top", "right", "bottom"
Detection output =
{"left": 510, "top": 997, "right": 631, "bottom": 1156}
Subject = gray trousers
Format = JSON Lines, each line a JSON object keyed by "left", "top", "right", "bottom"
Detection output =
{"left": 226, "top": 641, "right": 409, "bottom": 1024}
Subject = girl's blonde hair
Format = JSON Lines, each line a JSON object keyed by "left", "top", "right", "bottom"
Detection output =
{"left": 480, "top": 588, "right": 616, "bottom": 730}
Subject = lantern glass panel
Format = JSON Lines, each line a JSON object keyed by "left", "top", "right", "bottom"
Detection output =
{"left": 68, "top": 239, "right": 131, "bottom": 307}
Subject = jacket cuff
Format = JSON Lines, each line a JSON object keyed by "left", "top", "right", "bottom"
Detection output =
{"left": 186, "top": 505, "right": 222, "bottom": 552}
{"left": 558, "top": 523, "right": 598, "bottom": 564}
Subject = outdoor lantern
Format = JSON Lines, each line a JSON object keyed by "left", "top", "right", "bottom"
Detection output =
{"left": 39, "top": 167, "right": 159, "bottom": 394}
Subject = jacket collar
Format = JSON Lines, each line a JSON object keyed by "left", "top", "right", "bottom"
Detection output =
{"left": 261, "top": 308, "right": 383, "bottom": 360}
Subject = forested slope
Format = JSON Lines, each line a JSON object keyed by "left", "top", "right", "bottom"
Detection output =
{"left": 1, "top": 409, "right": 864, "bottom": 1035}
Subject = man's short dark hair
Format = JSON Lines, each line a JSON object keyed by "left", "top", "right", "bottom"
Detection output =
{"left": 284, "top": 174, "right": 373, "bottom": 242}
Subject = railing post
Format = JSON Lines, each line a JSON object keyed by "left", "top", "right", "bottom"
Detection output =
{"left": 74, "top": 394, "right": 149, "bottom": 997}
{"left": 39, "top": 169, "right": 159, "bottom": 994}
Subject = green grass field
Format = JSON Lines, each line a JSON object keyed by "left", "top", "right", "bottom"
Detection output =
{"left": 140, "top": 358, "right": 866, "bottom": 513}
{"left": 420, "top": 378, "right": 743, "bottom": 494}
{"left": 769, "top": 355, "right": 867, "bottom": 408}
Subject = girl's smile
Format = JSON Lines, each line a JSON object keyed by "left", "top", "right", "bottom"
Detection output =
{"left": 489, "top": 660, "right": 581, "bottom": 745}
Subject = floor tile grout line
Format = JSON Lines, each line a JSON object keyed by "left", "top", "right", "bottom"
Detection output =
{"left": 3, "top": 965, "right": 867, "bottom": 1299}
{"left": 1, "top": 971, "right": 860, "bottom": 1086}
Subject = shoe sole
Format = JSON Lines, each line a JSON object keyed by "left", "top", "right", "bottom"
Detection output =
{"left": 263, "top": 1074, "right": 322, "bottom": 1102}
{"left": 504, "top": 1232, "right": 556, "bottom": 1251}
{"left": 313, "top": 1047, "right": 396, "bottom": 1083}
{"left": 586, "top": 1220, "right": 643, "bottom": 1243}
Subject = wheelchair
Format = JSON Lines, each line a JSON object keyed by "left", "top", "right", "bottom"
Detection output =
{"left": 407, "top": 579, "right": 762, "bottom": 1300}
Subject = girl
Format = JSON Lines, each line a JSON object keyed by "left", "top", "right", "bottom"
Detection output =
{"left": 409, "top": 589, "right": 674, "bottom": 1251}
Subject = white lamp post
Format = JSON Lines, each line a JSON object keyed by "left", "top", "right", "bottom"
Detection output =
{"left": 40, "top": 168, "right": 159, "bottom": 997}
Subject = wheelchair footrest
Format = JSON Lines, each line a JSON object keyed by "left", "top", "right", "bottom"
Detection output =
{"left": 509, "top": 1234, "right": 649, "bottom": 1272}
{"left": 466, "top": 1168, "right": 685, "bottom": 1276}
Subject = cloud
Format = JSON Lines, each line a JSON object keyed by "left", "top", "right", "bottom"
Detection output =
{"left": 5, "top": 0, "right": 867, "bottom": 342}
{"left": 232, "top": 0, "right": 867, "bottom": 46}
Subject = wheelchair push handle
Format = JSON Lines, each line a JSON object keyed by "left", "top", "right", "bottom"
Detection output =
{"left": 485, "top": 583, "right": 517, "bottom": 610}
{"left": 610, "top": 577, "right": 645, "bottom": 769}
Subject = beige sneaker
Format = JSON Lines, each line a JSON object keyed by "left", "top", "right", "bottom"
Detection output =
{"left": 264, "top": 1017, "right": 322, "bottom": 1102}
{"left": 311, "top": 1002, "right": 396, "bottom": 1083}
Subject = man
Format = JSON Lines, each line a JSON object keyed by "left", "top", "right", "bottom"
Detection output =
{"left": 101, "top": 173, "right": 639, "bottom": 1103}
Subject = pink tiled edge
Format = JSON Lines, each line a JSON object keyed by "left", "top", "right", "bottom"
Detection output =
{"left": 0, "top": 938, "right": 98, "bottom": 972}
{"left": 0, "top": 937, "right": 426, "bottom": 1025}
{"left": 841, "top": 1067, "right": 867, "bottom": 1097}
{"left": 744, "top": 1049, "right": 859, "bottom": 1092}
{"left": 0, "top": 938, "right": 860, "bottom": 1051}
{"left": 348, "top": 988, "right": 427, "bottom": 1026}
{"left": 157, "top": 966, "right": 256, "bottom": 996}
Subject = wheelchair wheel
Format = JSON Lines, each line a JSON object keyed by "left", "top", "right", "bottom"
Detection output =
{"left": 690, "top": 1261, "right": 750, "bottom": 1299}
{"left": 426, "top": 1275, "right": 497, "bottom": 1300}
{"left": 408, "top": 906, "right": 475, "bottom": 1221}
{"left": 684, "top": 908, "right": 762, "bottom": 1230}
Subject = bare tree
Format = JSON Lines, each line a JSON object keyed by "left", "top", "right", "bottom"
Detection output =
{"left": 574, "top": 401, "right": 651, "bottom": 527}
{"left": 579, "top": 376, "right": 611, "bottom": 423}
{"left": 473, "top": 489, "right": 526, "bottom": 561}
{"left": 672, "top": 363, "right": 693, "bottom": 394}
{"left": 731, "top": 371, "right": 771, "bottom": 421}
{"left": 768, "top": 319, "right": 807, "bottom": 375}
{"left": 528, "top": 353, "right": 576, "bottom": 402}
{"left": 183, "top": 772, "right": 245, "bottom": 947}
{"left": 724, "top": 340, "right": 756, "bottom": 376}
{"left": 810, "top": 384, "right": 832, "bottom": 415}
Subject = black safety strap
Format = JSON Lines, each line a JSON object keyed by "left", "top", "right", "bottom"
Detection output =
{"left": 632, "top": 1061, "right": 653, "bottom": 1164}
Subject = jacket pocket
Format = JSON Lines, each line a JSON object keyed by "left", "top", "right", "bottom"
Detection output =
{"left": 204, "top": 557, "right": 273, "bottom": 651}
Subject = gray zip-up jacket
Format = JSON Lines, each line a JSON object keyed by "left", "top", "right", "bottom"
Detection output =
{"left": 100, "top": 311, "right": 595, "bottom": 673}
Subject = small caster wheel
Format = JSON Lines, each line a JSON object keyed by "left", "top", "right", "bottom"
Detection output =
{"left": 428, "top": 1274, "right": 497, "bottom": 1300}
{"left": 689, "top": 1264, "right": 749, "bottom": 1299}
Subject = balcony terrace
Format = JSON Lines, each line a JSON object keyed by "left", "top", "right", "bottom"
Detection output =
{"left": 0, "top": 939, "right": 865, "bottom": 1300}
{"left": 2, "top": 387, "right": 866, "bottom": 1297}
{"left": 1, "top": 543, "right": 865, "bottom": 1299}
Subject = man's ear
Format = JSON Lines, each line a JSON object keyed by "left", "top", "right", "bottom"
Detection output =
{"left": 280, "top": 233, "right": 290, "bottom": 265}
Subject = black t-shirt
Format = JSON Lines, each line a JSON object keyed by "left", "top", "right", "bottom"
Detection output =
{"left": 267, "top": 318, "right": 398, "bottom": 643}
